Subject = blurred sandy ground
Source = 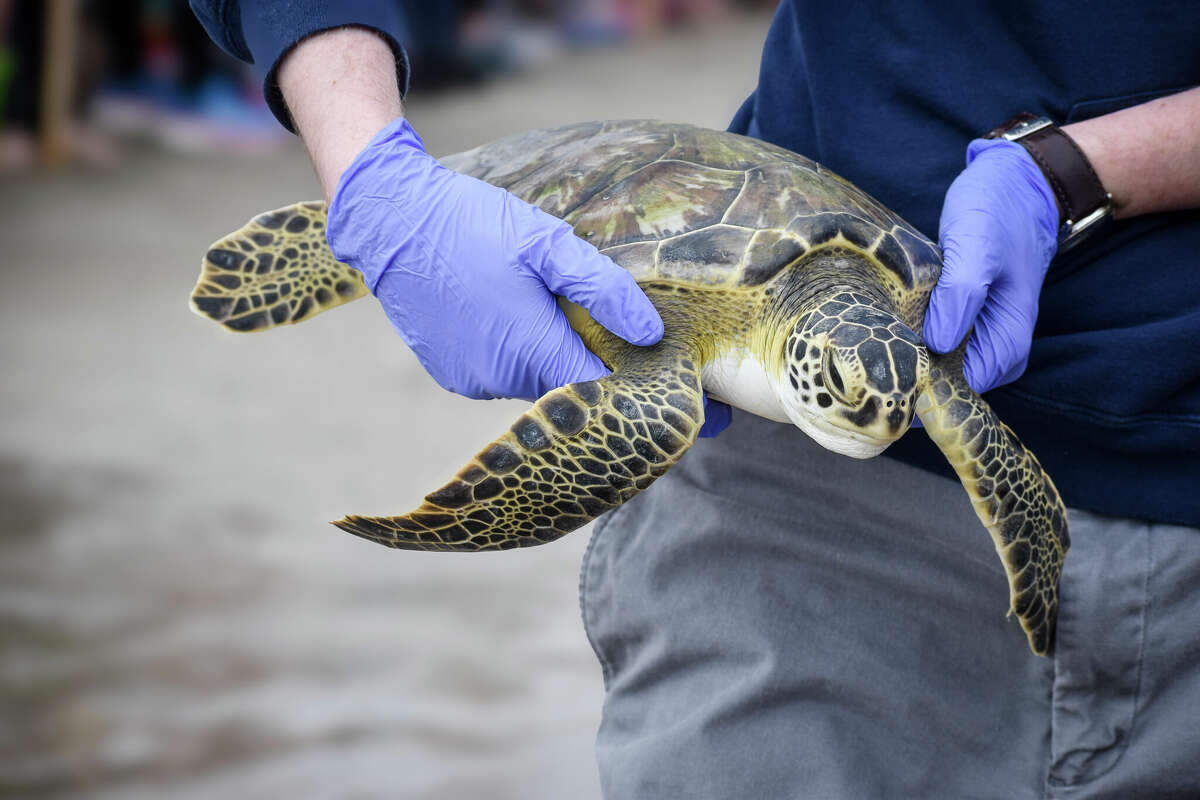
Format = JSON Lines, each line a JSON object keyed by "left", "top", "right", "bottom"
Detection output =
{"left": 0, "top": 11, "right": 770, "bottom": 799}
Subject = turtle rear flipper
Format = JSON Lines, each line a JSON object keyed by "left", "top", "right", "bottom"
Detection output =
{"left": 335, "top": 347, "right": 705, "bottom": 551}
{"left": 190, "top": 202, "right": 366, "bottom": 332}
{"left": 917, "top": 350, "right": 1070, "bottom": 656}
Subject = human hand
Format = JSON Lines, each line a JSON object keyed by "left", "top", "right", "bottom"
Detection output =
{"left": 923, "top": 139, "right": 1059, "bottom": 393}
{"left": 278, "top": 32, "right": 729, "bottom": 433}
{"left": 326, "top": 118, "right": 668, "bottom": 401}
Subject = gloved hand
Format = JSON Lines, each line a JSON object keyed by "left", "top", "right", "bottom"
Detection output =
{"left": 327, "top": 117, "right": 663, "bottom": 401}
{"left": 923, "top": 138, "right": 1060, "bottom": 393}
{"left": 327, "top": 117, "right": 732, "bottom": 435}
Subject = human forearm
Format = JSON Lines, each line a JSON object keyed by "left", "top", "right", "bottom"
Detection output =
{"left": 278, "top": 27, "right": 405, "bottom": 202}
{"left": 1064, "top": 87, "right": 1200, "bottom": 220}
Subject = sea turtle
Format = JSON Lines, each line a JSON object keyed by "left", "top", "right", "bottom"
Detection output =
{"left": 190, "top": 120, "right": 1068, "bottom": 655}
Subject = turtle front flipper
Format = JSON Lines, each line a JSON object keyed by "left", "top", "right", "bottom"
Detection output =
{"left": 335, "top": 347, "right": 705, "bottom": 551}
{"left": 190, "top": 202, "right": 367, "bottom": 332}
{"left": 916, "top": 350, "right": 1070, "bottom": 656}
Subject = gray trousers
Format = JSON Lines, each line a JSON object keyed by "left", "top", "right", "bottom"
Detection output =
{"left": 581, "top": 414, "right": 1200, "bottom": 799}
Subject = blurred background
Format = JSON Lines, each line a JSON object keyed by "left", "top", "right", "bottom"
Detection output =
{"left": 0, "top": 1, "right": 774, "bottom": 797}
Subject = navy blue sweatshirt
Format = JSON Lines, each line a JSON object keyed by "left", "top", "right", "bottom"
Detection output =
{"left": 192, "top": 1, "right": 1200, "bottom": 527}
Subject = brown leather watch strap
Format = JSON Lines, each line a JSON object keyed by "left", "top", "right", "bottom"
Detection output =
{"left": 986, "top": 113, "right": 1111, "bottom": 247}
{"left": 1018, "top": 125, "right": 1108, "bottom": 226}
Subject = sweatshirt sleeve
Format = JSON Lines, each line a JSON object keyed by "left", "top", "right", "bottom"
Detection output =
{"left": 188, "top": 0, "right": 410, "bottom": 132}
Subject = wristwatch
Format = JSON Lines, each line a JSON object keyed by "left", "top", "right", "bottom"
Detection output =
{"left": 986, "top": 113, "right": 1112, "bottom": 252}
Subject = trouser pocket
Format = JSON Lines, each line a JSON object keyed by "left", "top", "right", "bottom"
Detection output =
{"left": 1048, "top": 510, "right": 1149, "bottom": 791}
{"left": 578, "top": 503, "right": 628, "bottom": 691}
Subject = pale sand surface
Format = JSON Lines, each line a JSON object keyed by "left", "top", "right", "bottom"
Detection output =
{"left": 0, "top": 15, "right": 768, "bottom": 798}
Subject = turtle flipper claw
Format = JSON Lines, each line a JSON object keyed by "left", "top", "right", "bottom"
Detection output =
{"left": 333, "top": 347, "right": 705, "bottom": 552}
{"left": 917, "top": 349, "right": 1069, "bottom": 656}
{"left": 190, "top": 202, "right": 367, "bottom": 332}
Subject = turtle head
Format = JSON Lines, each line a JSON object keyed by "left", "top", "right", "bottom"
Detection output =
{"left": 779, "top": 293, "right": 928, "bottom": 458}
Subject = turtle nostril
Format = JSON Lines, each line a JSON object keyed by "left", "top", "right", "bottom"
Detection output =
{"left": 886, "top": 394, "right": 908, "bottom": 432}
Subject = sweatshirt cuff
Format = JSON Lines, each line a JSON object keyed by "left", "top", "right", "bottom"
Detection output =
{"left": 239, "top": 0, "right": 410, "bottom": 132}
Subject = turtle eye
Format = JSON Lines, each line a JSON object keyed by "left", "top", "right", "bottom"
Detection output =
{"left": 824, "top": 352, "right": 848, "bottom": 401}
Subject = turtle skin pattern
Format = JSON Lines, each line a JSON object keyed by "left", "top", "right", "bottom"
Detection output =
{"left": 336, "top": 342, "right": 702, "bottom": 551}
{"left": 190, "top": 202, "right": 366, "bottom": 332}
{"left": 190, "top": 120, "right": 1068, "bottom": 655}
{"left": 918, "top": 348, "right": 1069, "bottom": 655}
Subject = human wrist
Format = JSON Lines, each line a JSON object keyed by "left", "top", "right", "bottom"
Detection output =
{"left": 329, "top": 117, "right": 426, "bottom": 207}
{"left": 278, "top": 27, "right": 405, "bottom": 203}
{"left": 1058, "top": 121, "right": 1123, "bottom": 217}
{"left": 325, "top": 118, "right": 438, "bottom": 291}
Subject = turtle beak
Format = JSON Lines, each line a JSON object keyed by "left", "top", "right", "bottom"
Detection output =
{"left": 831, "top": 391, "right": 912, "bottom": 443}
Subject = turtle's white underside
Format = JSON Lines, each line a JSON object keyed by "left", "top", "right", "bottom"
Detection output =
{"left": 702, "top": 348, "right": 889, "bottom": 459}
{"left": 701, "top": 348, "right": 790, "bottom": 423}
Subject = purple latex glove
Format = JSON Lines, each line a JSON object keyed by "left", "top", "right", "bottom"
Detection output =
{"left": 327, "top": 118, "right": 662, "bottom": 400}
{"left": 327, "top": 118, "right": 731, "bottom": 434}
{"left": 700, "top": 397, "right": 732, "bottom": 438}
{"left": 924, "top": 138, "right": 1059, "bottom": 393}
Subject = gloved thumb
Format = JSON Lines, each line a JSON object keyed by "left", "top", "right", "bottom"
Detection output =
{"left": 527, "top": 217, "right": 664, "bottom": 347}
